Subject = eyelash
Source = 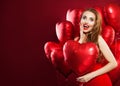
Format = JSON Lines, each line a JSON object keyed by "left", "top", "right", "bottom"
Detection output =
{"left": 90, "top": 18, "right": 94, "bottom": 21}
{"left": 82, "top": 16, "right": 94, "bottom": 22}
{"left": 82, "top": 16, "right": 86, "bottom": 19}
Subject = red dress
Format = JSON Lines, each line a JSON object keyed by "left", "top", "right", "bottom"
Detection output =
{"left": 80, "top": 63, "right": 112, "bottom": 86}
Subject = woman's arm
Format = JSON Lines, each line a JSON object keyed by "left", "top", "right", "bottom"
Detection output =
{"left": 77, "top": 35, "right": 118, "bottom": 82}
{"left": 89, "top": 35, "right": 117, "bottom": 77}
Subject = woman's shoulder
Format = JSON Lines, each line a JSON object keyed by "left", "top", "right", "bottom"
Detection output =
{"left": 98, "top": 35, "right": 108, "bottom": 47}
{"left": 98, "top": 35, "right": 104, "bottom": 42}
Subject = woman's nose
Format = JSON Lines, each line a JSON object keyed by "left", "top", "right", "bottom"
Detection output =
{"left": 84, "top": 20, "right": 88, "bottom": 24}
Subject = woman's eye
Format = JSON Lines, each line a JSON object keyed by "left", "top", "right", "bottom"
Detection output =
{"left": 82, "top": 16, "right": 86, "bottom": 20}
{"left": 90, "top": 18, "right": 94, "bottom": 22}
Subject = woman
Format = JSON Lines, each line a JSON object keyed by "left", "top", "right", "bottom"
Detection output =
{"left": 76, "top": 8, "right": 118, "bottom": 86}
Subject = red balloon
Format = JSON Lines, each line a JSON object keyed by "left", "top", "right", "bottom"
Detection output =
{"left": 66, "top": 9, "right": 83, "bottom": 38}
{"left": 102, "top": 25, "right": 115, "bottom": 46}
{"left": 44, "top": 42, "right": 61, "bottom": 59}
{"left": 115, "top": 32, "right": 120, "bottom": 40}
{"left": 63, "top": 40, "right": 99, "bottom": 76}
{"left": 109, "top": 40, "right": 120, "bottom": 84}
{"left": 51, "top": 47, "right": 72, "bottom": 77}
{"left": 104, "top": 3, "right": 120, "bottom": 33}
{"left": 56, "top": 21, "right": 74, "bottom": 44}
{"left": 44, "top": 42, "right": 71, "bottom": 77}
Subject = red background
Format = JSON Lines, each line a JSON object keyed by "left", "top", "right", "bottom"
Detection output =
{"left": 1, "top": 0, "right": 120, "bottom": 86}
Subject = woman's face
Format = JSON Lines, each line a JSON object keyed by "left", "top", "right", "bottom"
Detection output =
{"left": 80, "top": 11, "right": 96, "bottom": 33}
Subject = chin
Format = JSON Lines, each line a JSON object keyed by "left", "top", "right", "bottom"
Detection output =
{"left": 83, "top": 28, "right": 92, "bottom": 33}
{"left": 83, "top": 30, "right": 91, "bottom": 33}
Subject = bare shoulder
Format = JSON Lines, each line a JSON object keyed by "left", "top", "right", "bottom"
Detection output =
{"left": 98, "top": 35, "right": 104, "bottom": 42}
{"left": 98, "top": 35, "right": 109, "bottom": 48}
{"left": 98, "top": 35, "right": 106, "bottom": 43}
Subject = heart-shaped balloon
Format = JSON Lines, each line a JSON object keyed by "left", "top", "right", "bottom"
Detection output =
{"left": 44, "top": 42, "right": 62, "bottom": 59}
{"left": 63, "top": 40, "right": 99, "bottom": 76}
{"left": 56, "top": 21, "right": 74, "bottom": 45}
{"left": 44, "top": 42, "right": 71, "bottom": 77}
{"left": 102, "top": 25, "right": 115, "bottom": 46}
{"left": 51, "top": 48, "right": 72, "bottom": 77}
{"left": 104, "top": 3, "right": 120, "bottom": 33}
{"left": 66, "top": 9, "right": 83, "bottom": 38}
{"left": 109, "top": 40, "right": 120, "bottom": 84}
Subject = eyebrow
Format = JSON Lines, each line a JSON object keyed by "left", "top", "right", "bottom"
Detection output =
{"left": 82, "top": 15, "right": 86, "bottom": 18}
{"left": 82, "top": 15, "right": 95, "bottom": 20}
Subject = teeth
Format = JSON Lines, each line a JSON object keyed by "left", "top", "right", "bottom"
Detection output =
{"left": 83, "top": 24, "right": 89, "bottom": 28}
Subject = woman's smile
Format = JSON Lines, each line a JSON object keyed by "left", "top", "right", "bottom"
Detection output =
{"left": 83, "top": 23, "right": 89, "bottom": 30}
{"left": 80, "top": 11, "right": 96, "bottom": 33}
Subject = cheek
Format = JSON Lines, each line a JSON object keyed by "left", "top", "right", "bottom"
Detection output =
{"left": 88, "top": 22, "right": 95, "bottom": 31}
{"left": 90, "top": 22, "right": 95, "bottom": 27}
{"left": 80, "top": 19, "right": 84, "bottom": 24}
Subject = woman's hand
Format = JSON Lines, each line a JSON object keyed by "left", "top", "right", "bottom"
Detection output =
{"left": 76, "top": 73, "right": 95, "bottom": 83}
{"left": 74, "top": 36, "right": 80, "bottom": 41}
{"left": 78, "top": 26, "right": 87, "bottom": 43}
